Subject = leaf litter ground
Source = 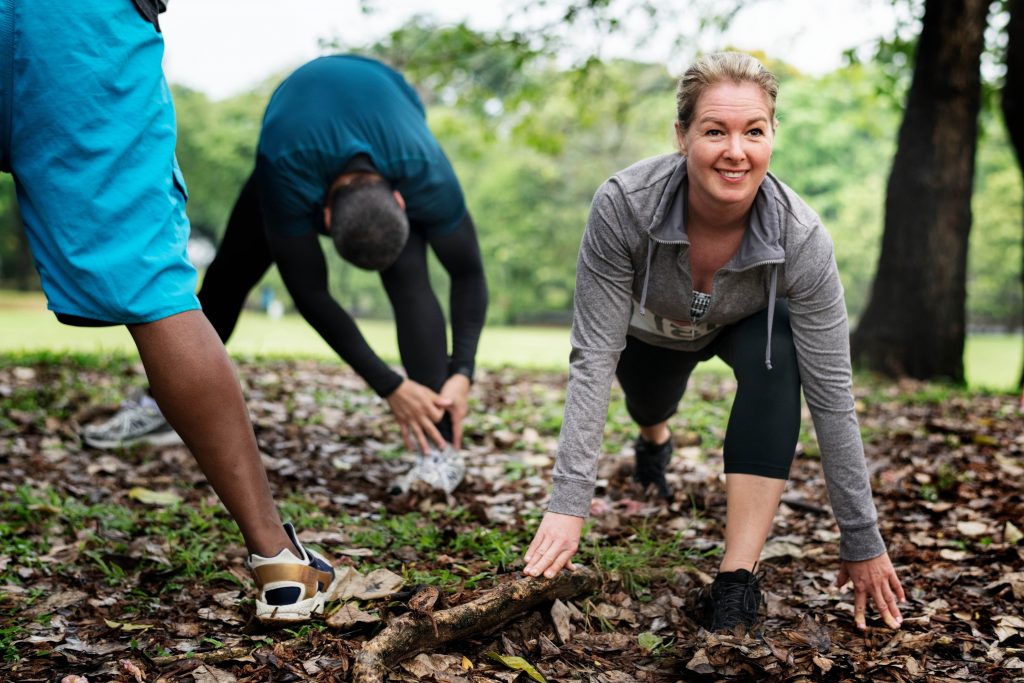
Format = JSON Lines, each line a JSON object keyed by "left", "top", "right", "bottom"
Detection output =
{"left": 1, "top": 356, "right": 1022, "bottom": 682}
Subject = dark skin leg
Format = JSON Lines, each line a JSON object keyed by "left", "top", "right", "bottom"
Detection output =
{"left": 127, "top": 310, "right": 296, "bottom": 558}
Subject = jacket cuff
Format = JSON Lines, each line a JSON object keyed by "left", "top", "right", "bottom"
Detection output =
{"left": 547, "top": 476, "right": 594, "bottom": 518}
{"left": 839, "top": 523, "right": 886, "bottom": 562}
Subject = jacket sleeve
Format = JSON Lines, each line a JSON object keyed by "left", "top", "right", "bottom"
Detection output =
{"left": 784, "top": 224, "right": 886, "bottom": 561}
{"left": 548, "top": 181, "right": 636, "bottom": 518}
{"left": 266, "top": 229, "right": 404, "bottom": 397}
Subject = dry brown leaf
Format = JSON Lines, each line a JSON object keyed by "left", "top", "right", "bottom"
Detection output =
{"left": 190, "top": 664, "right": 238, "bottom": 683}
{"left": 352, "top": 568, "right": 404, "bottom": 600}
{"left": 686, "top": 648, "right": 714, "bottom": 674}
{"left": 400, "top": 653, "right": 466, "bottom": 678}
{"left": 326, "top": 603, "right": 380, "bottom": 629}
{"left": 956, "top": 521, "right": 989, "bottom": 537}
{"left": 550, "top": 599, "right": 572, "bottom": 644}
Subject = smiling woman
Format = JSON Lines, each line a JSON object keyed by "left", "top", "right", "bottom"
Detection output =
{"left": 522, "top": 51, "right": 908, "bottom": 636}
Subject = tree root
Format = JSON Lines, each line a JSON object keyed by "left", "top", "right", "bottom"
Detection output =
{"left": 351, "top": 567, "right": 601, "bottom": 683}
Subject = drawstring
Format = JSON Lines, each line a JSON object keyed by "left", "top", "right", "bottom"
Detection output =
{"left": 641, "top": 238, "right": 777, "bottom": 368}
{"left": 764, "top": 265, "right": 778, "bottom": 370}
{"left": 639, "top": 237, "right": 653, "bottom": 315}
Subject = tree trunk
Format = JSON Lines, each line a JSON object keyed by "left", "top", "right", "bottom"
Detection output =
{"left": 850, "top": 0, "right": 990, "bottom": 382}
{"left": 1003, "top": 0, "right": 1024, "bottom": 391}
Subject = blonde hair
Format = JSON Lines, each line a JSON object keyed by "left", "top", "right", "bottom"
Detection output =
{"left": 675, "top": 52, "right": 779, "bottom": 133}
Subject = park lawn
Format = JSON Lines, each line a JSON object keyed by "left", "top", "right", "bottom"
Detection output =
{"left": 0, "top": 292, "right": 574, "bottom": 369}
{"left": 0, "top": 290, "right": 1020, "bottom": 390}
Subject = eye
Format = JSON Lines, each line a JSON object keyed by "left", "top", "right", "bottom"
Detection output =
{"left": 747, "top": 128, "right": 765, "bottom": 137}
{"left": 705, "top": 128, "right": 724, "bottom": 137}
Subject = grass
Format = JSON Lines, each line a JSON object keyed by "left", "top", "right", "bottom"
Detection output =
{"left": 0, "top": 290, "right": 1020, "bottom": 390}
{"left": 0, "top": 290, "right": 572, "bottom": 370}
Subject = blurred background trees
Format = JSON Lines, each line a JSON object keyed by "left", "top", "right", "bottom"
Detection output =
{"left": 0, "top": 0, "right": 1020, "bottom": 386}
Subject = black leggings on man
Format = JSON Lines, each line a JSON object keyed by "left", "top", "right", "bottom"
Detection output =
{"left": 199, "top": 175, "right": 486, "bottom": 442}
{"left": 615, "top": 301, "right": 801, "bottom": 479}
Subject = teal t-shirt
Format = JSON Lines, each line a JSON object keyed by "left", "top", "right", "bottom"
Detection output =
{"left": 255, "top": 55, "right": 466, "bottom": 237}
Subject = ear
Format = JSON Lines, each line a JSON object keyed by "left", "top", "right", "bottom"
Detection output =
{"left": 323, "top": 204, "right": 332, "bottom": 232}
{"left": 674, "top": 121, "right": 687, "bottom": 156}
{"left": 393, "top": 190, "right": 406, "bottom": 212}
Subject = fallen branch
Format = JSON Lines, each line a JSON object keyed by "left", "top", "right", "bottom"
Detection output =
{"left": 149, "top": 644, "right": 263, "bottom": 666}
{"left": 148, "top": 637, "right": 305, "bottom": 666}
{"left": 351, "top": 567, "right": 601, "bottom": 683}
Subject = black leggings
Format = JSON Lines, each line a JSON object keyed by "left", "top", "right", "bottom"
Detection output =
{"left": 615, "top": 301, "right": 801, "bottom": 479}
{"left": 197, "top": 175, "right": 480, "bottom": 443}
{"left": 200, "top": 175, "right": 469, "bottom": 390}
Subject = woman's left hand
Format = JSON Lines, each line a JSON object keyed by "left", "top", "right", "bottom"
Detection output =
{"left": 837, "top": 551, "right": 906, "bottom": 630}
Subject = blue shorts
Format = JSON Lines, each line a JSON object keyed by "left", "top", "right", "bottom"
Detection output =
{"left": 0, "top": 0, "right": 199, "bottom": 324}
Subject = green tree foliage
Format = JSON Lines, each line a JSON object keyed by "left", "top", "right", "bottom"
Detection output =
{"left": 970, "top": 111, "right": 1024, "bottom": 328}
{"left": 0, "top": 176, "right": 35, "bottom": 290}
{"left": 171, "top": 84, "right": 272, "bottom": 239}
{"left": 769, "top": 61, "right": 899, "bottom": 320}
{"left": 0, "top": 17, "right": 1019, "bottom": 334}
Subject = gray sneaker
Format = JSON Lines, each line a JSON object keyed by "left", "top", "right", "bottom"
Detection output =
{"left": 82, "top": 394, "right": 183, "bottom": 449}
{"left": 390, "top": 445, "right": 466, "bottom": 495}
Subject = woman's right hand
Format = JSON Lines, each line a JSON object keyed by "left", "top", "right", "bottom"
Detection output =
{"left": 385, "top": 379, "right": 450, "bottom": 453}
{"left": 524, "top": 511, "right": 585, "bottom": 578}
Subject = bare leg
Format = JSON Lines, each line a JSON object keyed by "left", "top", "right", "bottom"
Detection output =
{"left": 128, "top": 310, "right": 294, "bottom": 558}
{"left": 720, "top": 473, "right": 786, "bottom": 573}
{"left": 639, "top": 421, "right": 670, "bottom": 445}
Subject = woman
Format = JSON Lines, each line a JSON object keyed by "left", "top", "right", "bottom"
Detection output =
{"left": 523, "top": 52, "right": 905, "bottom": 633}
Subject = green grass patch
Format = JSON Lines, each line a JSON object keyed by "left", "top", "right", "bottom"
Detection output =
{"left": 0, "top": 291, "right": 574, "bottom": 369}
{"left": 2, "top": 290, "right": 1019, "bottom": 388}
{"left": 964, "top": 333, "right": 1023, "bottom": 391}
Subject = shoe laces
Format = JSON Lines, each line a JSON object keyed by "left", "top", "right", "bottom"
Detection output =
{"left": 91, "top": 403, "right": 158, "bottom": 436}
{"left": 711, "top": 571, "right": 762, "bottom": 628}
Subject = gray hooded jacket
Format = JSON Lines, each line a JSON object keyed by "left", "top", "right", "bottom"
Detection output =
{"left": 549, "top": 153, "right": 885, "bottom": 562}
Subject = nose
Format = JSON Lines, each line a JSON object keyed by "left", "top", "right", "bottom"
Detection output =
{"left": 724, "top": 134, "right": 745, "bottom": 160}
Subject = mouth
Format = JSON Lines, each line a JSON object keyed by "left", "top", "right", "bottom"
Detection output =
{"left": 717, "top": 169, "right": 748, "bottom": 180}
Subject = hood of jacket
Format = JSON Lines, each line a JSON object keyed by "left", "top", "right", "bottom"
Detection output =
{"left": 642, "top": 155, "right": 786, "bottom": 266}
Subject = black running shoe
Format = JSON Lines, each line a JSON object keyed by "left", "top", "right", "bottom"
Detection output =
{"left": 633, "top": 435, "right": 673, "bottom": 499}
{"left": 706, "top": 568, "right": 763, "bottom": 632}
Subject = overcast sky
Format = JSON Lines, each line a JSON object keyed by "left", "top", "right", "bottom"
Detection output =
{"left": 161, "top": 0, "right": 901, "bottom": 100}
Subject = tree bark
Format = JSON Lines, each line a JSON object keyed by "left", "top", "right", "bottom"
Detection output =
{"left": 350, "top": 568, "right": 601, "bottom": 683}
{"left": 851, "top": 0, "right": 990, "bottom": 382}
{"left": 1003, "top": 0, "right": 1024, "bottom": 391}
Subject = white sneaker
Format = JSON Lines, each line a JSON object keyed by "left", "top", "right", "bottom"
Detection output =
{"left": 82, "top": 394, "right": 183, "bottom": 449}
{"left": 248, "top": 523, "right": 339, "bottom": 624}
{"left": 390, "top": 445, "right": 466, "bottom": 495}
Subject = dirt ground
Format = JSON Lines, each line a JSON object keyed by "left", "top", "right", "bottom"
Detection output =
{"left": 1, "top": 358, "right": 1022, "bottom": 682}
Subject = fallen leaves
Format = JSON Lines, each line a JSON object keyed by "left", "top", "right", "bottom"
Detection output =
{"left": 485, "top": 652, "right": 547, "bottom": 682}
{"left": 1, "top": 359, "right": 1022, "bottom": 682}
{"left": 326, "top": 603, "right": 380, "bottom": 629}
{"left": 329, "top": 567, "right": 403, "bottom": 601}
{"left": 126, "top": 486, "right": 182, "bottom": 506}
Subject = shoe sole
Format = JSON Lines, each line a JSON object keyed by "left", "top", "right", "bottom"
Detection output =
{"left": 83, "top": 430, "right": 184, "bottom": 450}
{"left": 254, "top": 569, "right": 342, "bottom": 624}
{"left": 255, "top": 594, "right": 326, "bottom": 624}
